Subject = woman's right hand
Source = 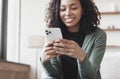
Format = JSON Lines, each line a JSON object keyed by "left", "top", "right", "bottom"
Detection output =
{"left": 40, "top": 41, "right": 59, "bottom": 63}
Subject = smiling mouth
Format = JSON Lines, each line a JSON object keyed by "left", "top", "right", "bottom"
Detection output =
{"left": 65, "top": 17, "right": 74, "bottom": 23}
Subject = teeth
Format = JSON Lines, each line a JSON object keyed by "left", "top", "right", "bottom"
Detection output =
{"left": 65, "top": 18, "right": 74, "bottom": 23}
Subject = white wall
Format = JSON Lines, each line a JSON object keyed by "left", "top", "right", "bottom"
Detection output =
{"left": 94, "top": 0, "right": 120, "bottom": 79}
{"left": 20, "top": 0, "right": 48, "bottom": 79}
{"left": 94, "top": 0, "right": 120, "bottom": 29}
{"left": 94, "top": 0, "right": 120, "bottom": 46}
{"left": 7, "top": 0, "right": 48, "bottom": 79}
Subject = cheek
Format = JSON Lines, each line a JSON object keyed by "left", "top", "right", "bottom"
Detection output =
{"left": 75, "top": 11, "right": 82, "bottom": 20}
{"left": 60, "top": 13, "right": 64, "bottom": 21}
{"left": 75, "top": 8, "right": 83, "bottom": 17}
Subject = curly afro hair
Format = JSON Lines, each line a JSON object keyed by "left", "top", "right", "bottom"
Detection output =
{"left": 45, "top": 0, "right": 101, "bottom": 34}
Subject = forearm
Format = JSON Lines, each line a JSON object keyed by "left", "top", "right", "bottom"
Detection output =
{"left": 77, "top": 57, "right": 99, "bottom": 79}
{"left": 40, "top": 59, "right": 59, "bottom": 78}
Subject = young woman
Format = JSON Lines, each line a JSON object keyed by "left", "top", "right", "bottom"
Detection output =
{"left": 40, "top": 0, "right": 107, "bottom": 79}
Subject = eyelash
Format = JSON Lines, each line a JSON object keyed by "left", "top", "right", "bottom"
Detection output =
{"left": 71, "top": 7, "right": 77, "bottom": 10}
{"left": 60, "top": 8, "right": 65, "bottom": 11}
{"left": 60, "top": 7, "right": 77, "bottom": 11}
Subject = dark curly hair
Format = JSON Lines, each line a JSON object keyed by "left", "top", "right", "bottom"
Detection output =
{"left": 45, "top": 0, "right": 101, "bottom": 34}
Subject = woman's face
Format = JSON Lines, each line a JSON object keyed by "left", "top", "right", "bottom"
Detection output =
{"left": 60, "top": 0, "right": 83, "bottom": 32}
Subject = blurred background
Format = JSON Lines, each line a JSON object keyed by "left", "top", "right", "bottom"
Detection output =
{"left": 0, "top": 0, "right": 120, "bottom": 79}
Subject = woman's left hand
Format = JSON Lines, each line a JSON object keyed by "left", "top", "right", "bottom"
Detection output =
{"left": 53, "top": 39, "right": 86, "bottom": 61}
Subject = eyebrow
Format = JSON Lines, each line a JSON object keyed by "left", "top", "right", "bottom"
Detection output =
{"left": 70, "top": 3, "right": 78, "bottom": 6}
{"left": 60, "top": 2, "right": 79, "bottom": 6}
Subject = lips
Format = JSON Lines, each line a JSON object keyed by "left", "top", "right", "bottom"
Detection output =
{"left": 65, "top": 17, "right": 74, "bottom": 23}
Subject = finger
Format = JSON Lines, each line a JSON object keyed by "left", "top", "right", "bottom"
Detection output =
{"left": 53, "top": 46, "right": 74, "bottom": 54}
{"left": 45, "top": 50, "right": 57, "bottom": 55}
{"left": 44, "top": 47, "right": 53, "bottom": 52}
{"left": 53, "top": 46, "right": 65, "bottom": 52}
{"left": 43, "top": 54, "right": 57, "bottom": 62}
{"left": 53, "top": 42, "right": 64, "bottom": 47}
{"left": 64, "top": 48, "right": 74, "bottom": 53}
{"left": 59, "top": 39, "right": 74, "bottom": 44}
{"left": 44, "top": 41, "right": 54, "bottom": 47}
{"left": 54, "top": 39, "right": 71, "bottom": 44}
{"left": 54, "top": 39, "right": 61, "bottom": 43}
{"left": 53, "top": 42, "right": 75, "bottom": 49}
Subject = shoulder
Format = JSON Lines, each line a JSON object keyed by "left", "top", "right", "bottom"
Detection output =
{"left": 85, "top": 27, "right": 107, "bottom": 42}
{"left": 83, "top": 27, "right": 107, "bottom": 49}
{"left": 95, "top": 27, "right": 106, "bottom": 35}
{"left": 92, "top": 27, "right": 107, "bottom": 42}
{"left": 95, "top": 27, "right": 106, "bottom": 38}
{"left": 89, "top": 27, "right": 106, "bottom": 38}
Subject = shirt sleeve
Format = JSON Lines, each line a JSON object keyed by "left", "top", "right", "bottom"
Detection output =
{"left": 40, "top": 57, "right": 60, "bottom": 79}
{"left": 77, "top": 29, "right": 107, "bottom": 79}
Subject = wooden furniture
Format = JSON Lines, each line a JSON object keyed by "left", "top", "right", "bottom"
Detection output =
{"left": 104, "top": 28, "right": 120, "bottom": 31}
{"left": 101, "top": 12, "right": 120, "bottom": 15}
{"left": 0, "top": 61, "right": 30, "bottom": 79}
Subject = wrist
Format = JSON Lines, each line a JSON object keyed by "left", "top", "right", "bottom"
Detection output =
{"left": 78, "top": 52, "right": 86, "bottom": 62}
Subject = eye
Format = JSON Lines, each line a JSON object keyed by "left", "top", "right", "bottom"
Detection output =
{"left": 60, "top": 7, "right": 66, "bottom": 11}
{"left": 71, "top": 6, "right": 78, "bottom": 10}
{"left": 71, "top": 4, "right": 78, "bottom": 10}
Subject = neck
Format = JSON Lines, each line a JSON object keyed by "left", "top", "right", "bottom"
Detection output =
{"left": 67, "top": 26, "right": 80, "bottom": 32}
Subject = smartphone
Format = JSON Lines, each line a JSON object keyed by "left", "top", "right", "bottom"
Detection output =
{"left": 45, "top": 28, "right": 63, "bottom": 41}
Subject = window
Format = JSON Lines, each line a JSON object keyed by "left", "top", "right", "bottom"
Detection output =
{"left": 0, "top": 0, "right": 8, "bottom": 60}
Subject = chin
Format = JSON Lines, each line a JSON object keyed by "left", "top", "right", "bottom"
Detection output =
{"left": 65, "top": 23, "right": 72, "bottom": 26}
{"left": 65, "top": 24, "right": 74, "bottom": 28}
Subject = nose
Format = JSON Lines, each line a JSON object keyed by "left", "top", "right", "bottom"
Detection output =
{"left": 65, "top": 8, "right": 71, "bottom": 16}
